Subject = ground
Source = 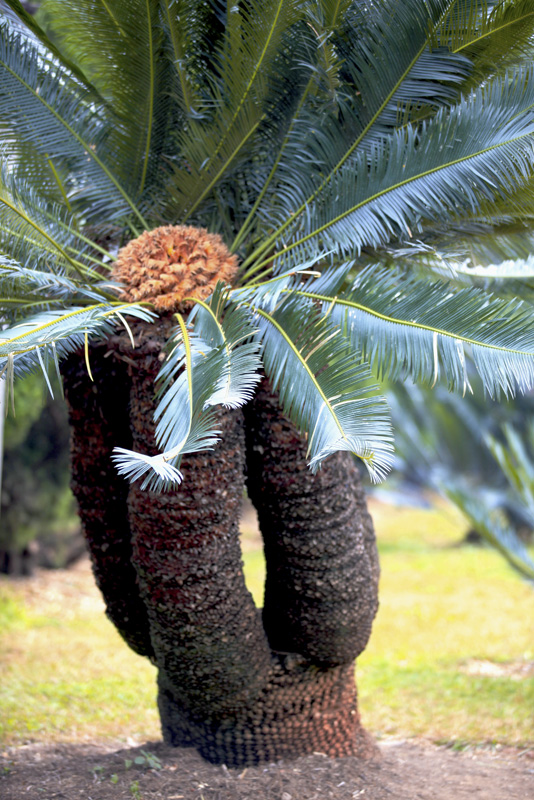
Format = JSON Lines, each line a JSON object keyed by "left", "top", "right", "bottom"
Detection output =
{"left": 1, "top": 497, "right": 533, "bottom": 798}
{"left": 2, "top": 737, "right": 534, "bottom": 799}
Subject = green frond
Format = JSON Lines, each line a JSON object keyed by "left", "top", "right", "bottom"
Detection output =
{"left": 443, "top": 482, "right": 534, "bottom": 581}
{"left": 247, "top": 297, "right": 394, "bottom": 481}
{"left": 160, "top": 0, "right": 303, "bottom": 223}
{"left": 37, "top": 0, "right": 166, "bottom": 197}
{"left": 486, "top": 423, "right": 534, "bottom": 520}
{"left": 443, "top": 0, "right": 534, "bottom": 84}
{"left": 0, "top": 303, "right": 155, "bottom": 394}
{"left": 248, "top": 68, "right": 534, "bottom": 275}
{"left": 0, "top": 19, "right": 146, "bottom": 226}
{"left": 333, "top": 0, "right": 460, "bottom": 144}
{"left": 240, "top": 0, "right": 462, "bottom": 268}
{"left": 159, "top": 0, "right": 215, "bottom": 117}
{"left": 366, "top": 48, "right": 473, "bottom": 144}
{"left": 0, "top": 257, "right": 117, "bottom": 323}
{"left": 295, "top": 265, "right": 534, "bottom": 397}
{"left": 39, "top": 0, "right": 188, "bottom": 203}
{"left": 188, "top": 284, "right": 262, "bottom": 408}
{"left": 3, "top": 0, "right": 107, "bottom": 100}
{"left": 0, "top": 164, "right": 102, "bottom": 281}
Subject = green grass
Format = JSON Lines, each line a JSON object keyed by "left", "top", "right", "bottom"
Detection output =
{"left": 358, "top": 500, "right": 534, "bottom": 746}
{"left": 0, "top": 593, "right": 159, "bottom": 743}
{"left": 0, "top": 499, "right": 532, "bottom": 748}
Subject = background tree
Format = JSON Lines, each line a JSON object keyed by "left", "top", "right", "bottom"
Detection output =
{"left": 2, "top": 0, "right": 534, "bottom": 766}
{"left": 0, "top": 373, "right": 82, "bottom": 575}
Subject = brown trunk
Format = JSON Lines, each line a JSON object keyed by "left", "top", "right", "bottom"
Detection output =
{"left": 62, "top": 345, "right": 153, "bottom": 659}
{"left": 124, "top": 330, "right": 273, "bottom": 719}
{"left": 244, "top": 380, "right": 380, "bottom": 666}
{"left": 62, "top": 325, "right": 379, "bottom": 767}
{"left": 158, "top": 659, "right": 374, "bottom": 766}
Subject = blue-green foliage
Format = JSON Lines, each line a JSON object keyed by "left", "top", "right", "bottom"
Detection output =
{"left": 3, "top": 0, "right": 534, "bottom": 495}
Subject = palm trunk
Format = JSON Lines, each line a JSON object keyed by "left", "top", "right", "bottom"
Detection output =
{"left": 62, "top": 326, "right": 379, "bottom": 766}
{"left": 62, "top": 344, "right": 153, "bottom": 659}
{"left": 244, "top": 379, "right": 380, "bottom": 666}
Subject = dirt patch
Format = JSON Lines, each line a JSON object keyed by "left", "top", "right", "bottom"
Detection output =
{"left": 1, "top": 739, "right": 534, "bottom": 800}
{"left": 459, "top": 659, "right": 534, "bottom": 681}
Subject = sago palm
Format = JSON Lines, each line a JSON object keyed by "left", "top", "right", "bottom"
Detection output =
{"left": 2, "top": 0, "right": 534, "bottom": 766}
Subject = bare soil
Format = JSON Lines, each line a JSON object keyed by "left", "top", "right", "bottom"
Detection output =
{"left": 2, "top": 738, "right": 534, "bottom": 800}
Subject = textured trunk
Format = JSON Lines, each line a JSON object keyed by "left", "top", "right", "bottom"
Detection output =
{"left": 244, "top": 380, "right": 380, "bottom": 666}
{"left": 62, "top": 345, "right": 153, "bottom": 659}
{"left": 62, "top": 324, "right": 379, "bottom": 767}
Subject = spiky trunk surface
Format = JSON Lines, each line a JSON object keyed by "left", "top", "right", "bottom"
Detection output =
{"left": 245, "top": 380, "right": 380, "bottom": 666}
{"left": 62, "top": 323, "right": 379, "bottom": 767}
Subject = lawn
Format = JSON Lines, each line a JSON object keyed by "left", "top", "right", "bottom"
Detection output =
{"left": 0, "top": 497, "right": 533, "bottom": 749}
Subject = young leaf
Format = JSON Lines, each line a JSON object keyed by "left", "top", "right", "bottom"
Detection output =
{"left": 188, "top": 284, "right": 262, "bottom": 408}
{"left": 112, "top": 315, "right": 223, "bottom": 491}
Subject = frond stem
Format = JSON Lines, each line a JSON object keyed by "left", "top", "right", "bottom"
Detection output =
{"left": 98, "top": 0, "right": 127, "bottom": 37}
{"left": 452, "top": 9, "right": 534, "bottom": 53}
{"left": 43, "top": 214, "right": 117, "bottom": 261}
{"left": 180, "top": 118, "right": 263, "bottom": 223}
{"left": 294, "top": 288, "right": 534, "bottom": 356}
{"left": 242, "top": 302, "right": 346, "bottom": 443}
{"left": 189, "top": 0, "right": 285, "bottom": 191}
{"left": 45, "top": 155, "right": 72, "bottom": 214}
{"left": 232, "top": 73, "right": 315, "bottom": 254}
{"left": 164, "top": 0, "right": 194, "bottom": 114}
{"left": 138, "top": 0, "right": 155, "bottom": 197}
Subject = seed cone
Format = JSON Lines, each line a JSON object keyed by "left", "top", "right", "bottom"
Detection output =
{"left": 112, "top": 225, "right": 238, "bottom": 313}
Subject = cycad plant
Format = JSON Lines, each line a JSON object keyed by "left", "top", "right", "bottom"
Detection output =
{"left": 3, "top": 0, "right": 534, "bottom": 766}
{"left": 388, "top": 380, "right": 534, "bottom": 580}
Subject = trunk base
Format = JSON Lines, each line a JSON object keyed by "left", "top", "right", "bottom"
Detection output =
{"left": 158, "top": 658, "right": 377, "bottom": 766}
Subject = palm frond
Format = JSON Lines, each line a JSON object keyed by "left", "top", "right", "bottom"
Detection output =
{"left": 3, "top": 0, "right": 107, "bottom": 100}
{"left": 159, "top": 0, "right": 217, "bottom": 118}
{"left": 442, "top": 0, "right": 534, "bottom": 85}
{"left": 443, "top": 482, "right": 534, "bottom": 582}
{"left": 188, "top": 284, "right": 262, "bottom": 408}
{"left": 113, "top": 315, "right": 224, "bottom": 491}
{"left": 332, "top": 0, "right": 462, "bottom": 144}
{"left": 486, "top": 422, "right": 534, "bottom": 523}
{"left": 0, "top": 303, "right": 155, "bottom": 387}
{"left": 230, "top": 0, "right": 361, "bottom": 250}
{"left": 249, "top": 67, "right": 534, "bottom": 274}
{"left": 160, "top": 0, "right": 303, "bottom": 223}
{"left": 240, "top": 0, "right": 463, "bottom": 268}
{"left": 0, "top": 164, "right": 103, "bottom": 281}
{"left": 37, "top": 0, "right": 174, "bottom": 199}
{"left": 245, "top": 297, "right": 394, "bottom": 480}
{"left": 0, "top": 257, "right": 117, "bottom": 322}
{"left": 295, "top": 265, "right": 534, "bottom": 397}
{"left": 366, "top": 47, "right": 473, "bottom": 143}
{"left": 110, "top": 447, "right": 188, "bottom": 493}
{"left": 0, "top": 20, "right": 146, "bottom": 226}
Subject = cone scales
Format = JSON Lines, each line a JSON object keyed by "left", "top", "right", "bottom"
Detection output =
{"left": 112, "top": 225, "right": 238, "bottom": 313}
